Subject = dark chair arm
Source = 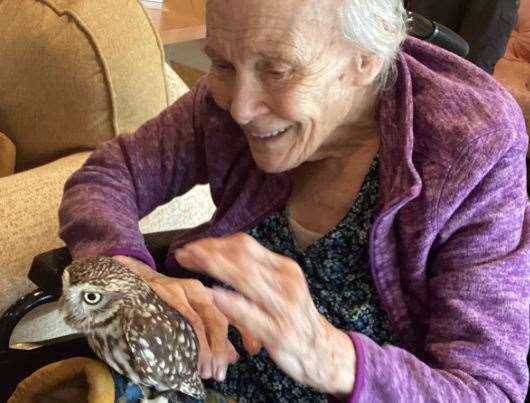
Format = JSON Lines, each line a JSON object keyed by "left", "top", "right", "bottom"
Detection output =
{"left": 0, "top": 290, "right": 60, "bottom": 351}
{"left": 28, "top": 229, "right": 186, "bottom": 292}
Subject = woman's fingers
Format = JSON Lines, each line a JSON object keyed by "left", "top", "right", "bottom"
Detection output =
{"left": 178, "top": 276, "right": 262, "bottom": 357}
{"left": 149, "top": 282, "right": 215, "bottom": 378}
{"left": 191, "top": 286, "right": 262, "bottom": 356}
{"left": 180, "top": 281, "right": 239, "bottom": 360}
{"left": 238, "top": 326, "right": 263, "bottom": 355}
{"left": 161, "top": 279, "right": 238, "bottom": 381}
{"left": 116, "top": 255, "right": 240, "bottom": 381}
{"left": 212, "top": 287, "right": 275, "bottom": 344}
{"left": 189, "top": 300, "right": 239, "bottom": 381}
{"left": 175, "top": 236, "right": 278, "bottom": 308}
{"left": 176, "top": 246, "right": 249, "bottom": 294}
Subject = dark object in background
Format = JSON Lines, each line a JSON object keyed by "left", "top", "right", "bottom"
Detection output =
{"left": 407, "top": 0, "right": 519, "bottom": 73}
{"left": 407, "top": 11, "right": 470, "bottom": 57}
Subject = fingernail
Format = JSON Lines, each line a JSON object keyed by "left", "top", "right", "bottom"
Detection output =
{"left": 212, "top": 288, "right": 230, "bottom": 306}
{"left": 215, "top": 366, "right": 227, "bottom": 382}
{"left": 212, "top": 286, "right": 227, "bottom": 298}
{"left": 200, "top": 363, "right": 212, "bottom": 379}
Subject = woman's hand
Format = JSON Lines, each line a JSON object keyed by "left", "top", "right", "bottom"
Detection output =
{"left": 112, "top": 255, "right": 259, "bottom": 381}
{"left": 173, "top": 234, "right": 357, "bottom": 397}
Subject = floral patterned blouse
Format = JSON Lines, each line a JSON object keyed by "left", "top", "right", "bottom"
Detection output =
{"left": 209, "top": 158, "right": 396, "bottom": 402}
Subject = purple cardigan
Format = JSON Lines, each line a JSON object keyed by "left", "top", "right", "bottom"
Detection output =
{"left": 59, "top": 37, "right": 530, "bottom": 402}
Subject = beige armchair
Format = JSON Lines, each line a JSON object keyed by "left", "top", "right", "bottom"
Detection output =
{"left": 0, "top": 0, "right": 214, "bottom": 343}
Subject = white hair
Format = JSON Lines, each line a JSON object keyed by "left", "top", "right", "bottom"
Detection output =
{"left": 340, "top": 0, "right": 408, "bottom": 90}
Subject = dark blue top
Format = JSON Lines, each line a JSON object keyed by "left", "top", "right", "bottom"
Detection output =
{"left": 210, "top": 158, "right": 396, "bottom": 402}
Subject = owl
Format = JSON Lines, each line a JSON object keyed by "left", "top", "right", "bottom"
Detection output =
{"left": 60, "top": 256, "right": 206, "bottom": 402}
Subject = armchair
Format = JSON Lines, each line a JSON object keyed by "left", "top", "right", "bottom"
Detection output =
{"left": 0, "top": 0, "right": 214, "bottom": 344}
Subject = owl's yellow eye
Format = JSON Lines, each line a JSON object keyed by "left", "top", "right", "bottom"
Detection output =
{"left": 83, "top": 292, "right": 102, "bottom": 305}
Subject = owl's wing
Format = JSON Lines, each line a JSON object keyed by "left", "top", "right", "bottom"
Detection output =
{"left": 122, "top": 304, "right": 206, "bottom": 400}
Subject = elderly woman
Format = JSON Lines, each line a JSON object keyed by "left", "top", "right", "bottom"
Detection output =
{"left": 58, "top": 0, "right": 530, "bottom": 401}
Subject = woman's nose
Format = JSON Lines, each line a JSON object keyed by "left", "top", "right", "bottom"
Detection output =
{"left": 229, "top": 75, "right": 270, "bottom": 126}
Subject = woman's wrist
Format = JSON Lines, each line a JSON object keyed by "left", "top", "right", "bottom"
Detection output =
{"left": 305, "top": 317, "right": 356, "bottom": 397}
{"left": 325, "top": 325, "right": 357, "bottom": 398}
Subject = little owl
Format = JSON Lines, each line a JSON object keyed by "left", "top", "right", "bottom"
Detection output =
{"left": 60, "top": 256, "right": 206, "bottom": 402}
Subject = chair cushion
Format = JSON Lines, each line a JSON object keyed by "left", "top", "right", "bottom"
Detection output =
{"left": 0, "top": 132, "right": 16, "bottom": 177}
{"left": 0, "top": 0, "right": 169, "bottom": 171}
{"left": 505, "top": 0, "right": 530, "bottom": 62}
{"left": 0, "top": 152, "right": 91, "bottom": 316}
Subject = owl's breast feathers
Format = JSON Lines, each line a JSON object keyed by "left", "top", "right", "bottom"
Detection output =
{"left": 122, "top": 295, "right": 206, "bottom": 400}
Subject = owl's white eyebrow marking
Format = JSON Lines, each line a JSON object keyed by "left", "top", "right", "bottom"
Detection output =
{"left": 62, "top": 270, "right": 70, "bottom": 288}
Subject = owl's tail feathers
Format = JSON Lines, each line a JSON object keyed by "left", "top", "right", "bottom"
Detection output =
{"left": 178, "top": 372, "right": 207, "bottom": 401}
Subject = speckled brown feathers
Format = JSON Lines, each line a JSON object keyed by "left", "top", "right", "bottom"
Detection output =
{"left": 61, "top": 256, "right": 206, "bottom": 401}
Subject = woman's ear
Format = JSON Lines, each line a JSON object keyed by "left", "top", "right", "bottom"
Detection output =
{"left": 350, "top": 53, "right": 384, "bottom": 86}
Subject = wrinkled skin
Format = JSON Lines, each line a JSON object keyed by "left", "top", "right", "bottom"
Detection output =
{"left": 175, "top": 233, "right": 360, "bottom": 397}
{"left": 205, "top": 0, "right": 382, "bottom": 173}
{"left": 119, "top": 0, "right": 384, "bottom": 398}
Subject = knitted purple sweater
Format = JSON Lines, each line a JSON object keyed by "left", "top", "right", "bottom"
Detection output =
{"left": 59, "top": 37, "right": 530, "bottom": 402}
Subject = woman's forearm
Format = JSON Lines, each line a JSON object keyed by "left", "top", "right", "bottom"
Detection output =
{"left": 300, "top": 317, "right": 357, "bottom": 398}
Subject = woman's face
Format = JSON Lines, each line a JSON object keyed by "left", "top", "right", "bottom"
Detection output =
{"left": 205, "top": 0, "right": 378, "bottom": 173}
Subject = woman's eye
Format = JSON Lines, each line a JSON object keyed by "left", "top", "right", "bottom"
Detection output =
{"left": 270, "top": 70, "right": 287, "bottom": 77}
{"left": 83, "top": 292, "right": 102, "bottom": 305}
{"left": 213, "top": 62, "right": 234, "bottom": 71}
{"left": 266, "top": 69, "right": 292, "bottom": 80}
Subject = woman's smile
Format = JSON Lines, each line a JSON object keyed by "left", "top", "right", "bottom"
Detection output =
{"left": 246, "top": 124, "right": 294, "bottom": 140}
